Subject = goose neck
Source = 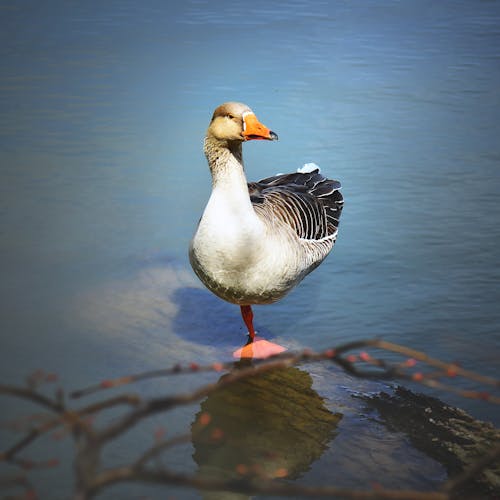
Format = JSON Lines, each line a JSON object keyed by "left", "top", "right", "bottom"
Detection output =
{"left": 204, "top": 138, "right": 247, "bottom": 190}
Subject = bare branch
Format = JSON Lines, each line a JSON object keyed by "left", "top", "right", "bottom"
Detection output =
{"left": 2, "top": 423, "right": 58, "bottom": 463}
{"left": 134, "top": 433, "right": 191, "bottom": 468}
{"left": 372, "top": 340, "right": 499, "bottom": 387}
{"left": 414, "top": 376, "right": 500, "bottom": 404}
{"left": 70, "top": 339, "right": 500, "bottom": 407}
{"left": 94, "top": 357, "right": 297, "bottom": 444}
{"left": 2, "top": 338, "right": 498, "bottom": 499}
{"left": 89, "top": 465, "right": 449, "bottom": 500}
{"left": 0, "top": 383, "right": 64, "bottom": 413}
{"left": 76, "top": 393, "right": 142, "bottom": 415}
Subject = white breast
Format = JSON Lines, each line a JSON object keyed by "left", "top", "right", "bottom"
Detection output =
{"left": 190, "top": 187, "right": 306, "bottom": 304}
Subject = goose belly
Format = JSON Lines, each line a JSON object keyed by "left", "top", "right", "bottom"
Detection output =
{"left": 189, "top": 231, "right": 306, "bottom": 305}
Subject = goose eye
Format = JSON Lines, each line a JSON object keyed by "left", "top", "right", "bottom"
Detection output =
{"left": 227, "top": 114, "right": 235, "bottom": 120}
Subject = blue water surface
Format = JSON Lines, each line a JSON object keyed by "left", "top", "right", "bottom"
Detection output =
{"left": 1, "top": 1, "right": 499, "bottom": 498}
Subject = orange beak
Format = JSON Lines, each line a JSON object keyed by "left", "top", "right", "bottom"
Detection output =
{"left": 242, "top": 112, "right": 278, "bottom": 141}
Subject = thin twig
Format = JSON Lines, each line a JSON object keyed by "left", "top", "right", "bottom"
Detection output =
{"left": 94, "top": 357, "right": 297, "bottom": 444}
{"left": 372, "top": 340, "right": 499, "bottom": 387}
{"left": 69, "top": 339, "right": 499, "bottom": 404}
{"left": 2, "top": 424, "right": 57, "bottom": 462}
{"left": 134, "top": 433, "right": 192, "bottom": 468}
{"left": 414, "top": 376, "right": 500, "bottom": 403}
{"left": 0, "top": 384, "right": 64, "bottom": 413}
{"left": 89, "top": 465, "right": 448, "bottom": 499}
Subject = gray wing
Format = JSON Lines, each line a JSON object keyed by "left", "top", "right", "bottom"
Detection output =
{"left": 248, "top": 168, "right": 343, "bottom": 241}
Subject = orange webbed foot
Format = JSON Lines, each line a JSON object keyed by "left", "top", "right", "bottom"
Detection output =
{"left": 233, "top": 336, "right": 287, "bottom": 360}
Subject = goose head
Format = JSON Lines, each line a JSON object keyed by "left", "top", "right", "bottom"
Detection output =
{"left": 206, "top": 102, "right": 278, "bottom": 144}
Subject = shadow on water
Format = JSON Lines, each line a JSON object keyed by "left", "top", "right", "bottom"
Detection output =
{"left": 172, "top": 286, "right": 272, "bottom": 350}
{"left": 190, "top": 363, "right": 342, "bottom": 499}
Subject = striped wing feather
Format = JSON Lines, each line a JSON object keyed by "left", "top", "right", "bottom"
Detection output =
{"left": 248, "top": 168, "right": 343, "bottom": 241}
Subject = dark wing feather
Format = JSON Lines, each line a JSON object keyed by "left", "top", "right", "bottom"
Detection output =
{"left": 248, "top": 168, "right": 343, "bottom": 241}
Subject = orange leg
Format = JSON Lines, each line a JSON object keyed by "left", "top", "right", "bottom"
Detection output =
{"left": 240, "top": 305, "right": 256, "bottom": 342}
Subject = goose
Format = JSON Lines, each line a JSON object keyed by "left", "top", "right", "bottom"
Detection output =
{"left": 189, "top": 102, "right": 343, "bottom": 357}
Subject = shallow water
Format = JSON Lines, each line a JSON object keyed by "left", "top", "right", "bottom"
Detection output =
{"left": 1, "top": 1, "right": 499, "bottom": 498}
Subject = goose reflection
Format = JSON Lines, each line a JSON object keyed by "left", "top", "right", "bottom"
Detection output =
{"left": 191, "top": 363, "right": 342, "bottom": 499}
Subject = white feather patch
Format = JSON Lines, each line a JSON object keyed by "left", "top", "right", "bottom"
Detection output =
{"left": 297, "top": 162, "right": 320, "bottom": 173}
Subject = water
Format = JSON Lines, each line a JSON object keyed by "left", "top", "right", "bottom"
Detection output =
{"left": 1, "top": 1, "right": 499, "bottom": 498}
